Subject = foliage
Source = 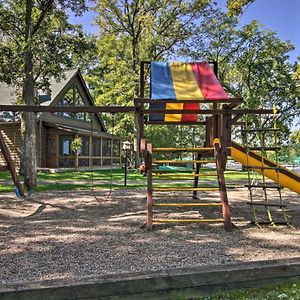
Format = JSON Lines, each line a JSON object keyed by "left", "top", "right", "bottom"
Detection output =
{"left": 173, "top": 278, "right": 300, "bottom": 299}
{"left": 0, "top": 0, "right": 89, "bottom": 92}
{"left": 227, "top": 0, "right": 255, "bottom": 16}
{"left": 182, "top": 8, "right": 300, "bottom": 141}
{"left": 0, "top": 0, "right": 90, "bottom": 190}
{"left": 87, "top": 0, "right": 212, "bottom": 145}
{"left": 280, "top": 129, "right": 300, "bottom": 163}
{"left": 71, "top": 137, "right": 83, "bottom": 153}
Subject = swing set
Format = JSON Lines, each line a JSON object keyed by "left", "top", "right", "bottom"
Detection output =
{"left": 0, "top": 61, "right": 299, "bottom": 231}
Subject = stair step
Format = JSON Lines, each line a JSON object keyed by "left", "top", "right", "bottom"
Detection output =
{"left": 153, "top": 218, "right": 224, "bottom": 223}
{"left": 152, "top": 147, "right": 214, "bottom": 152}
{"left": 246, "top": 202, "right": 286, "bottom": 207}
{"left": 153, "top": 160, "right": 215, "bottom": 164}
{"left": 153, "top": 202, "right": 222, "bottom": 207}
{"left": 153, "top": 187, "right": 219, "bottom": 191}
{"left": 245, "top": 184, "right": 282, "bottom": 189}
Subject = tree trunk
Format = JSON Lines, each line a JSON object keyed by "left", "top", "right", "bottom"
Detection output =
{"left": 21, "top": 0, "right": 37, "bottom": 191}
{"left": 132, "top": 38, "right": 141, "bottom": 168}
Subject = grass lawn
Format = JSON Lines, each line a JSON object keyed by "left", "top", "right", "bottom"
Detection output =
{"left": 174, "top": 278, "right": 300, "bottom": 300}
{"left": 0, "top": 168, "right": 254, "bottom": 193}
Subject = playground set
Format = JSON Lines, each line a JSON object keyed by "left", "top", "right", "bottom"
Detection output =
{"left": 0, "top": 61, "right": 299, "bottom": 231}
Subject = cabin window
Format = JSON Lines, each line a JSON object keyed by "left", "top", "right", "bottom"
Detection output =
{"left": 54, "top": 85, "right": 91, "bottom": 122}
{"left": 59, "top": 136, "right": 73, "bottom": 156}
{"left": 92, "top": 138, "right": 101, "bottom": 156}
{"left": 78, "top": 136, "right": 89, "bottom": 156}
{"left": 102, "top": 139, "right": 111, "bottom": 156}
{"left": 113, "top": 140, "right": 120, "bottom": 156}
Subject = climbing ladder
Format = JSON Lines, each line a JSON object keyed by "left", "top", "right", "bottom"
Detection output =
{"left": 242, "top": 110, "right": 290, "bottom": 226}
{"left": 143, "top": 139, "right": 233, "bottom": 231}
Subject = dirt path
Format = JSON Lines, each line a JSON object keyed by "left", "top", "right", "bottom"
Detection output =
{"left": 0, "top": 188, "right": 299, "bottom": 285}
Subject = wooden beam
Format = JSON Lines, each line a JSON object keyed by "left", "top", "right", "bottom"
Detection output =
{"left": 0, "top": 105, "right": 276, "bottom": 116}
{"left": 146, "top": 121, "right": 206, "bottom": 125}
{"left": 144, "top": 109, "right": 275, "bottom": 115}
{"left": 229, "top": 114, "right": 243, "bottom": 126}
{"left": 0, "top": 105, "right": 136, "bottom": 113}
{"left": 0, "top": 130, "right": 25, "bottom": 197}
{"left": 134, "top": 97, "right": 243, "bottom": 104}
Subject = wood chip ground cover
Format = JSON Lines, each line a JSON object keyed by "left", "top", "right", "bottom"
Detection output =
{"left": 0, "top": 188, "right": 299, "bottom": 285}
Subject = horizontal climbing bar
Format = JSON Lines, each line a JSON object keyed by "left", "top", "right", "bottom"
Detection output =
{"left": 152, "top": 147, "right": 214, "bottom": 152}
{"left": 153, "top": 218, "right": 224, "bottom": 223}
{"left": 153, "top": 203, "right": 222, "bottom": 207}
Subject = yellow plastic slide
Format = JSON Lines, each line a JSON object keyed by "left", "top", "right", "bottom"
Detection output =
{"left": 230, "top": 141, "right": 300, "bottom": 194}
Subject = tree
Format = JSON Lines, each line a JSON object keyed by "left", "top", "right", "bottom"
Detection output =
{"left": 0, "top": 0, "right": 89, "bottom": 191}
{"left": 183, "top": 9, "right": 300, "bottom": 140}
{"left": 90, "top": 0, "right": 211, "bottom": 165}
{"left": 226, "top": 0, "right": 255, "bottom": 16}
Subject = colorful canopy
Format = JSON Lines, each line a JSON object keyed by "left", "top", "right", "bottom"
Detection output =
{"left": 149, "top": 62, "right": 228, "bottom": 122}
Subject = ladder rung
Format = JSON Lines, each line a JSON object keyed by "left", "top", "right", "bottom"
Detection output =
{"left": 245, "top": 184, "right": 283, "bottom": 189}
{"left": 153, "top": 218, "right": 224, "bottom": 223}
{"left": 152, "top": 147, "right": 214, "bottom": 152}
{"left": 153, "top": 187, "right": 219, "bottom": 191}
{"left": 153, "top": 202, "right": 222, "bottom": 207}
{"left": 153, "top": 160, "right": 215, "bottom": 164}
{"left": 246, "top": 202, "right": 286, "bottom": 207}
{"left": 251, "top": 221, "right": 289, "bottom": 225}
{"left": 245, "top": 166, "right": 281, "bottom": 170}
{"left": 152, "top": 173, "right": 218, "bottom": 177}
{"left": 242, "top": 128, "right": 280, "bottom": 133}
{"left": 248, "top": 146, "right": 281, "bottom": 151}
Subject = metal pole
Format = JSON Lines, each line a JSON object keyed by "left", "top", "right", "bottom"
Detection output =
{"left": 124, "top": 149, "right": 128, "bottom": 186}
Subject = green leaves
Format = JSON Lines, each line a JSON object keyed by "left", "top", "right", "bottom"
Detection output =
{"left": 0, "top": 0, "right": 89, "bottom": 93}
{"left": 227, "top": 0, "right": 255, "bottom": 16}
{"left": 184, "top": 8, "right": 299, "bottom": 139}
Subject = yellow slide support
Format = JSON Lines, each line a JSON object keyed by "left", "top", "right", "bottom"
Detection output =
{"left": 230, "top": 141, "right": 300, "bottom": 194}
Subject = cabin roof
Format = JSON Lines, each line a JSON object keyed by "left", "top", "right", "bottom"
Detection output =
{"left": 0, "top": 69, "right": 106, "bottom": 131}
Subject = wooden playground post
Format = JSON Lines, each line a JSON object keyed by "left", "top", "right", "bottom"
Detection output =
{"left": 146, "top": 143, "right": 153, "bottom": 230}
{"left": 214, "top": 138, "right": 233, "bottom": 231}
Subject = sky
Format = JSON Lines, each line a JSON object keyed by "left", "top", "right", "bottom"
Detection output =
{"left": 230, "top": 0, "right": 300, "bottom": 62}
